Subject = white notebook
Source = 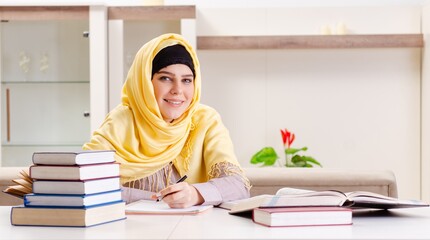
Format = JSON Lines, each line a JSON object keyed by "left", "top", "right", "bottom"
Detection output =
{"left": 125, "top": 200, "right": 213, "bottom": 215}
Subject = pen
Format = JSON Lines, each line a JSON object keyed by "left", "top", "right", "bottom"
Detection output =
{"left": 156, "top": 175, "right": 188, "bottom": 202}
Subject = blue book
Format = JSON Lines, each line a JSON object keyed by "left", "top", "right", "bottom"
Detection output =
{"left": 24, "top": 189, "right": 122, "bottom": 208}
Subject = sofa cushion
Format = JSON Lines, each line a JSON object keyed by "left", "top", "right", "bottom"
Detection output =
{"left": 243, "top": 167, "right": 398, "bottom": 197}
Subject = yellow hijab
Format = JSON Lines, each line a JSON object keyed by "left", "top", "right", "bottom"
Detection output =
{"left": 83, "top": 33, "right": 234, "bottom": 185}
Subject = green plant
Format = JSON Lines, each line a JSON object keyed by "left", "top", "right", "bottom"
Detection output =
{"left": 250, "top": 128, "right": 322, "bottom": 167}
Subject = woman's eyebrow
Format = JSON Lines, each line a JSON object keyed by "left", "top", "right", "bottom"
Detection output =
{"left": 157, "top": 70, "right": 193, "bottom": 78}
{"left": 182, "top": 74, "right": 194, "bottom": 78}
{"left": 156, "top": 70, "right": 174, "bottom": 75}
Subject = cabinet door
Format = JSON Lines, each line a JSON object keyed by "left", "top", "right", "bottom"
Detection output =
{"left": 0, "top": 20, "right": 90, "bottom": 166}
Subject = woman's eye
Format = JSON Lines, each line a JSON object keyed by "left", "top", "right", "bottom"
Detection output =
{"left": 160, "top": 76, "right": 171, "bottom": 81}
{"left": 183, "top": 79, "right": 193, "bottom": 84}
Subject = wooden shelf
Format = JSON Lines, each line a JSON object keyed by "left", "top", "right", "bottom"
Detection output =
{"left": 0, "top": 5, "right": 196, "bottom": 21}
{"left": 197, "top": 34, "right": 424, "bottom": 50}
{"left": 108, "top": 5, "right": 195, "bottom": 20}
{"left": 0, "top": 6, "right": 89, "bottom": 21}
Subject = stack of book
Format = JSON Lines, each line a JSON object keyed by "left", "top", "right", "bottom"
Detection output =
{"left": 10, "top": 150, "right": 126, "bottom": 227}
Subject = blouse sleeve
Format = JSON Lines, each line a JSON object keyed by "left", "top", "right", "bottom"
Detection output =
{"left": 193, "top": 175, "right": 250, "bottom": 206}
{"left": 193, "top": 163, "right": 250, "bottom": 206}
{"left": 120, "top": 187, "right": 154, "bottom": 204}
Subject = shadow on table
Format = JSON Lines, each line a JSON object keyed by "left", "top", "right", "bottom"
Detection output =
{"left": 352, "top": 208, "right": 424, "bottom": 218}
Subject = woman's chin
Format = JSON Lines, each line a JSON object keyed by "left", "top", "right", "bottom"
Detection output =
{"left": 162, "top": 110, "right": 186, "bottom": 120}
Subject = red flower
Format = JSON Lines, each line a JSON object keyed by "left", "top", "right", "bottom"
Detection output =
{"left": 280, "top": 128, "right": 295, "bottom": 148}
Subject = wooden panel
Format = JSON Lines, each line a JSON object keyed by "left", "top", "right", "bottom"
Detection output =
{"left": 0, "top": 6, "right": 89, "bottom": 21}
{"left": 197, "top": 34, "right": 424, "bottom": 49}
{"left": 108, "top": 5, "right": 195, "bottom": 20}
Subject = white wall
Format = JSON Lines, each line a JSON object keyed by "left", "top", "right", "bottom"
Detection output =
{"left": 197, "top": 6, "right": 422, "bottom": 200}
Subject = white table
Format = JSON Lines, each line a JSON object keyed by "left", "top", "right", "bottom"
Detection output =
{"left": 2, "top": 206, "right": 430, "bottom": 239}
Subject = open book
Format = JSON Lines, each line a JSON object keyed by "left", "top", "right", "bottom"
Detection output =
{"left": 2, "top": 170, "right": 32, "bottom": 199}
{"left": 220, "top": 187, "right": 429, "bottom": 214}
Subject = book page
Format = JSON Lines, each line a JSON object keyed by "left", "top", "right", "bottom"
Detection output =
{"left": 345, "top": 191, "right": 429, "bottom": 208}
{"left": 276, "top": 188, "right": 347, "bottom": 199}
{"left": 275, "top": 187, "right": 316, "bottom": 195}
{"left": 4, "top": 170, "right": 33, "bottom": 198}
{"left": 125, "top": 200, "right": 213, "bottom": 215}
{"left": 345, "top": 191, "right": 390, "bottom": 199}
{"left": 12, "top": 179, "right": 32, "bottom": 191}
{"left": 218, "top": 194, "right": 272, "bottom": 210}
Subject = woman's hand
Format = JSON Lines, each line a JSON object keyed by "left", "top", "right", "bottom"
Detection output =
{"left": 152, "top": 182, "right": 204, "bottom": 208}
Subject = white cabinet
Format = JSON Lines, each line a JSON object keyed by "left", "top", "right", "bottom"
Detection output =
{"left": 0, "top": 6, "right": 91, "bottom": 166}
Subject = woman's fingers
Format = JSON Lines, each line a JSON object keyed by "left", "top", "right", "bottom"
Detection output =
{"left": 160, "top": 182, "right": 195, "bottom": 208}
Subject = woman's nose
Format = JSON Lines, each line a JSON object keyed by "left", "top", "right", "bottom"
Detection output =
{"left": 170, "top": 82, "right": 182, "bottom": 95}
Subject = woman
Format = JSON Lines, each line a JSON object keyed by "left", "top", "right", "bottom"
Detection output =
{"left": 83, "top": 33, "right": 250, "bottom": 208}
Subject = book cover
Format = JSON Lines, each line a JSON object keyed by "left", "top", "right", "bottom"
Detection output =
{"left": 32, "top": 150, "right": 115, "bottom": 165}
{"left": 32, "top": 177, "right": 121, "bottom": 195}
{"left": 252, "top": 206, "right": 352, "bottom": 227}
{"left": 125, "top": 200, "right": 213, "bottom": 215}
{"left": 29, "top": 163, "right": 120, "bottom": 180}
{"left": 24, "top": 189, "right": 123, "bottom": 207}
{"left": 10, "top": 201, "right": 126, "bottom": 227}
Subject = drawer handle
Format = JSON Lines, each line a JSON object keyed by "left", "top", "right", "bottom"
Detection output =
{"left": 6, "top": 88, "right": 10, "bottom": 142}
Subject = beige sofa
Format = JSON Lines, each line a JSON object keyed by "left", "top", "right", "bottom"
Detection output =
{"left": 0, "top": 166, "right": 398, "bottom": 206}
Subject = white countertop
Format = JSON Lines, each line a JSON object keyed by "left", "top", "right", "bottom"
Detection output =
{"left": 2, "top": 206, "right": 430, "bottom": 239}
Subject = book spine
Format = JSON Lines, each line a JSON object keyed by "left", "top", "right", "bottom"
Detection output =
{"left": 24, "top": 200, "right": 125, "bottom": 209}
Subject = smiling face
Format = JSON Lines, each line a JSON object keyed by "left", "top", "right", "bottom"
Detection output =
{"left": 152, "top": 64, "right": 195, "bottom": 123}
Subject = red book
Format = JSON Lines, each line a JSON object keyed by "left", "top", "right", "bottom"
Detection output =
{"left": 32, "top": 150, "right": 115, "bottom": 165}
{"left": 29, "top": 163, "right": 120, "bottom": 181}
{"left": 252, "top": 206, "right": 352, "bottom": 227}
